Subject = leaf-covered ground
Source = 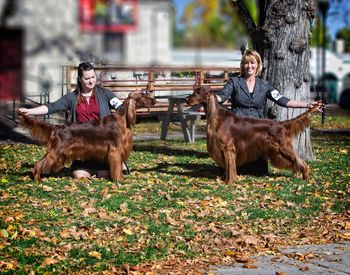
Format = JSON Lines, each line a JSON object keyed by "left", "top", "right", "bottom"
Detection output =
{"left": 0, "top": 124, "right": 349, "bottom": 274}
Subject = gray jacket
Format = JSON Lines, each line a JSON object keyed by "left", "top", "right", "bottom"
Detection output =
{"left": 216, "top": 76, "right": 290, "bottom": 118}
{"left": 45, "top": 86, "right": 117, "bottom": 122}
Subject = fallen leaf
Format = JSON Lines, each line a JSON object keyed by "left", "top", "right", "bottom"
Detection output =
{"left": 236, "top": 256, "right": 253, "bottom": 263}
{"left": 0, "top": 191, "right": 10, "bottom": 198}
{"left": 42, "top": 185, "right": 53, "bottom": 192}
{"left": 344, "top": 221, "right": 350, "bottom": 230}
{"left": 88, "top": 251, "right": 102, "bottom": 259}
{"left": 338, "top": 232, "right": 350, "bottom": 240}
{"left": 123, "top": 228, "right": 134, "bottom": 235}
{"left": 82, "top": 207, "right": 97, "bottom": 216}
{"left": 224, "top": 250, "right": 238, "bottom": 257}
{"left": 59, "top": 229, "right": 71, "bottom": 239}
{"left": 98, "top": 211, "right": 110, "bottom": 220}
{"left": 42, "top": 257, "right": 59, "bottom": 266}
{"left": 120, "top": 202, "right": 129, "bottom": 213}
{"left": 238, "top": 235, "right": 259, "bottom": 246}
{"left": 244, "top": 264, "right": 258, "bottom": 269}
{"left": 166, "top": 214, "right": 180, "bottom": 226}
{"left": 4, "top": 216, "right": 14, "bottom": 222}
{"left": 0, "top": 260, "right": 17, "bottom": 270}
{"left": 0, "top": 229, "right": 9, "bottom": 238}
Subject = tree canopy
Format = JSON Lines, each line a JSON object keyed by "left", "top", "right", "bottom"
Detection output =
{"left": 173, "top": 0, "right": 350, "bottom": 52}
{"left": 174, "top": 0, "right": 250, "bottom": 48}
{"left": 336, "top": 28, "right": 350, "bottom": 52}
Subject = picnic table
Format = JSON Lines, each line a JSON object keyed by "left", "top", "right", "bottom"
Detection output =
{"left": 160, "top": 95, "right": 204, "bottom": 143}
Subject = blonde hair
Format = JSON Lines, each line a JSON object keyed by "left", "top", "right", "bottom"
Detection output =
{"left": 240, "top": 49, "right": 263, "bottom": 76}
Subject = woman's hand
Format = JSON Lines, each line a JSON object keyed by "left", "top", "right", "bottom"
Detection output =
{"left": 307, "top": 101, "right": 325, "bottom": 112}
{"left": 18, "top": 108, "right": 31, "bottom": 115}
{"left": 18, "top": 105, "right": 49, "bottom": 116}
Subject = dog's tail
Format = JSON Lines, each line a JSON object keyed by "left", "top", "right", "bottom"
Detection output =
{"left": 283, "top": 103, "right": 322, "bottom": 138}
{"left": 17, "top": 111, "right": 55, "bottom": 144}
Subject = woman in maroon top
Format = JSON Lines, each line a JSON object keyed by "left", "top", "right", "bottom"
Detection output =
{"left": 19, "top": 62, "right": 128, "bottom": 179}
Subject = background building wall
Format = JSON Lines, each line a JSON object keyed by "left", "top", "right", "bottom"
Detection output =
{"left": 0, "top": 0, "right": 173, "bottom": 103}
{"left": 126, "top": 1, "right": 171, "bottom": 65}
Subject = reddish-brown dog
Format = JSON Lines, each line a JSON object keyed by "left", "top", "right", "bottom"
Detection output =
{"left": 186, "top": 85, "right": 322, "bottom": 183}
{"left": 18, "top": 91, "right": 156, "bottom": 181}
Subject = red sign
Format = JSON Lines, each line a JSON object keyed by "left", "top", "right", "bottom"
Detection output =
{"left": 79, "top": 0, "right": 138, "bottom": 33}
{"left": 0, "top": 29, "right": 23, "bottom": 101}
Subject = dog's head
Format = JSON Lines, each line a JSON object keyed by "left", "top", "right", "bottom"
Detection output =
{"left": 186, "top": 85, "right": 212, "bottom": 106}
{"left": 128, "top": 91, "right": 156, "bottom": 108}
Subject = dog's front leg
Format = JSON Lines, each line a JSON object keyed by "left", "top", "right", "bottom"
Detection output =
{"left": 223, "top": 145, "right": 237, "bottom": 183}
{"left": 33, "top": 160, "right": 43, "bottom": 181}
{"left": 296, "top": 158, "right": 310, "bottom": 180}
{"left": 33, "top": 157, "right": 52, "bottom": 181}
{"left": 108, "top": 149, "right": 123, "bottom": 181}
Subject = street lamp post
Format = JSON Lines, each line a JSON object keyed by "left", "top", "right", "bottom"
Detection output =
{"left": 318, "top": 0, "right": 329, "bottom": 126}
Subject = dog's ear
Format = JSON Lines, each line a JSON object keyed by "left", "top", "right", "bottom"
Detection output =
{"left": 128, "top": 92, "right": 142, "bottom": 102}
{"left": 204, "top": 86, "right": 211, "bottom": 93}
{"left": 193, "top": 86, "right": 201, "bottom": 94}
{"left": 126, "top": 96, "right": 137, "bottom": 127}
{"left": 194, "top": 85, "right": 206, "bottom": 94}
{"left": 197, "top": 85, "right": 211, "bottom": 94}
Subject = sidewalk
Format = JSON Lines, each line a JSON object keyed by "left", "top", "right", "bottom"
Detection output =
{"left": 208, "top": 242, "right": 350, "bottom": 275}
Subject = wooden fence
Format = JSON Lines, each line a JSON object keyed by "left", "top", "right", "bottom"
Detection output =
{"left": 64, "top": 65, "right": 239, "bottom": 116}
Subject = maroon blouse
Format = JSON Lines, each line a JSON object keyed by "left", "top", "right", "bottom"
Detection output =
{"left": 75, "top": 96, "right": 100, "bottom": 122}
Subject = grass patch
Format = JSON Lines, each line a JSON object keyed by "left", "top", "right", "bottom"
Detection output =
{"left": 0, "top": 129, "right": 349, "bottom": 273}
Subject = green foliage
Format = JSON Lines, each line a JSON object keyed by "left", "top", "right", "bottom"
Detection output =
{"left": 336, "top": 27, "right": 350, "bottom": 52}
{"left": 311, "top": 16, "right": 333, "bottom": 49}
{"left": 173, "top": 0, "right": 347, "bottom": 53}
{"left": 174, "top": 0, "right": 250, "bottom": 48}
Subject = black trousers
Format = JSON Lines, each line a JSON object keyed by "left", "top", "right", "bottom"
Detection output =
{"left": 237, "top": 158, "right": 269, "bottom": 176}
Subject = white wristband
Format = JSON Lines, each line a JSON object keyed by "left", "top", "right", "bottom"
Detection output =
{"left": 110, "top": 98, "right": 123, "bottom": 109}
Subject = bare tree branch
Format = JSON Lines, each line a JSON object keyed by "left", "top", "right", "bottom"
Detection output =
{"left": 230, "top": 0, "right": 257, "bottom": 35}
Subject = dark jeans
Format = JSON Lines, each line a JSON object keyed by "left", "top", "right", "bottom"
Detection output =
{"left": 71, "top": 160, "right": 109, "bottom": 173}
{"left": 237, "top": 158, "right": 269, "bottom": 176}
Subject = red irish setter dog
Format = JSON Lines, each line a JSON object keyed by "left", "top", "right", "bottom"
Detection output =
{"left": 17, "top": 91, "right": 156, "bottom": 181}
{"left": 186, "top": 86, "right": 322, "bottom": 183}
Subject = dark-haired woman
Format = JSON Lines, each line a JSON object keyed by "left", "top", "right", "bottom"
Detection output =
{"left": 19, "top": 62, "right": 128, "bottom": 179}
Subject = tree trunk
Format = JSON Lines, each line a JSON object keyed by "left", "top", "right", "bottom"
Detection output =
{"left": 233, "top": 0, "right": 316, "bottom": 160}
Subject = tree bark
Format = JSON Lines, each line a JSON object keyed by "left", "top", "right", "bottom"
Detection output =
{"left": 232, "top": 0, "right": 316, "bottom": 160}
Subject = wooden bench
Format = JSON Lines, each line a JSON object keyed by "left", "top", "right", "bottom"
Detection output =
{"left": 160, "top": 96, "right": 205, "bottom": 143}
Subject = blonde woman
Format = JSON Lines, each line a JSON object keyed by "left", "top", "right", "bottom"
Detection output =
{"left": 215, "top": 49, "right": 321, "bottom": 175}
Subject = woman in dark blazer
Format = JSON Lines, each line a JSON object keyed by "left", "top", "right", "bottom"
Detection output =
{"left": 18, "top": 62, "right": 127, "bottom": 179}
{"left": 215, "top": 49, "right": 321, "bottom": 175}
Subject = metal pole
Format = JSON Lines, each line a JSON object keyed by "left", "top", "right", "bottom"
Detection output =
{"left": 321, "top": 12, "right": 327, "bottom": 126}
{"left": 318, "top": 0, "right": 329, "bottom": 126}
{"left": 316, "top": 16, "right": 320, "bottom": 100}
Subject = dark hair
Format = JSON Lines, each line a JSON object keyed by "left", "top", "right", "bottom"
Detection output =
{"left": 76, "top": 62, "right": 96, "bottom": 103}
{"left": 77, "top": 62, "right": 95, "bottom": 92}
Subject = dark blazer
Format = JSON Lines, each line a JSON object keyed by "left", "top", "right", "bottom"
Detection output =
{"left": 45, "top": 86, "right": 117, "bottom": 122}
{"left": 216, "top": 76, "right": 290, "bottom": 118}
